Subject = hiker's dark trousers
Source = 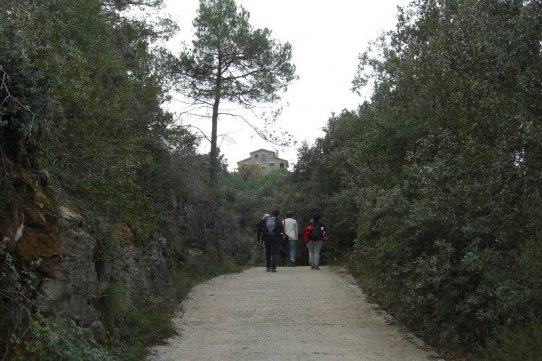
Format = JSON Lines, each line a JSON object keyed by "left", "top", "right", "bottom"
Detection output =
{"left": 264, "top": 236, "right": 280, "bottom": 269}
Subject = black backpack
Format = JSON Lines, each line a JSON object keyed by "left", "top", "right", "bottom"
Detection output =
{"left": 310, "top": 222, "right": 323, "bottom": 240}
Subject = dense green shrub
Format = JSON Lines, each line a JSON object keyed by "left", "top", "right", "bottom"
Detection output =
{"left": 285, "top": 0, "right": 542, "bottom": 358}
{"left": 0, "top": 248, "right": 36, "bottom": 358}
{"left": 10, "top": 315, "right": 113, "bottom": 361}
{"left": 1, "top": 0, "right": 253, "bottom": 359}
{"left": 481, "top": 320, "right": 542, "bottom": 361}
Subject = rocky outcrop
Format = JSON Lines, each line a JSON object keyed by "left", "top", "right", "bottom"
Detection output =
{"left": 101, "top": 225, "right": 172, "bottom": 303}
{"left": 1, "top": 163, "right": 61, "bottom": 277}
{"left": 1, "top": 155, "right": 175, "bottom": 337}
{"left": 0, "top": 158, "right": 101, "bottom": 324}
{"left": 36, "top": 209, "right": 102, "bottom": 324}
{"left": 36, "top": 207, "right": 174, "bottom": 325}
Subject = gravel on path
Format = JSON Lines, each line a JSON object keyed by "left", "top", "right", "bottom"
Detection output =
{"left": 146, "top": 266, "right": 444, "bottom": 361}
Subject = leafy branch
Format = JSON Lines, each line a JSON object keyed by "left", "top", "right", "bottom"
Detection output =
{"left": 0, "top": 70, "right": 36, "bottom": 134}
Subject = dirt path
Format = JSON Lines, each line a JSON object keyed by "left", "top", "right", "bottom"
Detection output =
{"left": 146, "top": 266, "right": 444, "bottom": 361}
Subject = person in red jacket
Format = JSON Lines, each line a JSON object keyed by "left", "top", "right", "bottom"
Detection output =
{"left": 302, "top": 213, "right": 329, "bottom": 270}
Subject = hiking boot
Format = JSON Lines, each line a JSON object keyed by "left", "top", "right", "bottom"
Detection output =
{"left": 311, "top": 265, "right": 315, "bottom": 269}
{"left": 271, "top": 268, "right": 277, "bottom": 273}
{"left": 266, "top": 267, "right": 271, "bottom": 272}
{"left": 314, "top": 266, "right": 320, "bottom": 270}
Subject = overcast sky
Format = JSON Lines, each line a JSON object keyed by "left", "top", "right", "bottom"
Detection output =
{"left": 161, "top": 0, "right": 411, "bottom": 170}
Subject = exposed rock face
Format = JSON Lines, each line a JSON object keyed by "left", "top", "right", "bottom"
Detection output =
{"left": 37, "top": 208, "right": 174, "bottom": 324}
{"left": 54, "top": 206, "right": 100, "bottom": 323}
{"left": 1, "top": 158, "right": 174, "bottom": 335}
{"left": 1, "top": 163, "right": 61, "bottom": 277}
{"left": 90, "top": 320, "right": 106, "bottom": 344}
{"left": 58, "top": 206, "right": 83, "bottom": 227}
{"left": 16, "top": 210, "right": 60, "bottom": 277}
{"left": 103, "top": 228, "right": 172, "bottom": 303}
{"left": 0, "top": 159, "right": 99, "bottom": 323}
{"left": 36, "top": 212, "right": 102, "bottom": 324}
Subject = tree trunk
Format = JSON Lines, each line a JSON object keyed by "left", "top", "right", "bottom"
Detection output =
{"left": 209, "top": 57, "right": 222, "bottom": 189}
{"left": 210, "top": 95, "right": 219, "bottom": 189}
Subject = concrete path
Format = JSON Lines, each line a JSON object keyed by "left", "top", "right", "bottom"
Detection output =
{"left": 146, "top": 266, "right": 443, "bottom": 361}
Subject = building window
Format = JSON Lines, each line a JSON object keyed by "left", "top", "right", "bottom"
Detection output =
{"left": 254, "top": 154, "right": 258, "bottom": 159}
{"left": 269, "top": 162, "right": 275, "bottom": 167}
{"left": 261, "top": 153, "right": 267, "bottom": 161}
{"left": 280, "top": 163, "right": 285, "bottom": 169}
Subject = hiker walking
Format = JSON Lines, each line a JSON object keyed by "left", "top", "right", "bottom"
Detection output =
{"left": 256, "top": 213, "right": 270, "bottom": 245}
{"left": 282, "top": 211, "right": 298, "bottom": 266}
{"left": 302, "top": 213, "right": 329, "bottom": 270}
{"left": 257, "top": 210, "right": 284, "bottom": 272}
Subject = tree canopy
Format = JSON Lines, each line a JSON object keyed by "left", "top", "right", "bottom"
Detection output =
{"left": 0, "top": 0, "right": 250, "bottom": 358}
{"left": 276, "top": 0, "right": 542, "bottom": 358}
{"left": 3, "top": 0, "right": 542, "bottom": 359}
{"left": 175, "top": 0, "right": 296, "bottom": 188}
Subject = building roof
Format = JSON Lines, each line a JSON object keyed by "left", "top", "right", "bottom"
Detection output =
{"left": 237, "top": 149, "right": 289, "bottom": 165}
{"left": 249, "top": 148, "right": 275, "bottom": 155}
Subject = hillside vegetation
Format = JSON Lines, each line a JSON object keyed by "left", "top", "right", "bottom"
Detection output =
{"left": 273, "top": 1, "right": 542, "bottom": 359}
{"left": 1, "top": 1, "right": 250, "bottom": 359}
{"left": 1, "top": 0, "right": 541, "bottom": 361}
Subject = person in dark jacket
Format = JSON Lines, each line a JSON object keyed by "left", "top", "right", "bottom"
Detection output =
{"left": 257, "top": 210, "right": 284, "bottom": 272}
{"left": 256, "top": 213, "right": 270, "bottom": 244}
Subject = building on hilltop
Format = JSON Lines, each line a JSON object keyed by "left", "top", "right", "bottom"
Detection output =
{"left": 237, "top": 149, "right": 289, "bottom": 176}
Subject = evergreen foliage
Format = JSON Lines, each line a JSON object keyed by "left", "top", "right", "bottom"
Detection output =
{"left": 173, "top": 0, "right": 296, "bottom": 187}
{"left": 0, "top": 0, "right": 252, "bottom": 359}
{"left": 283, "top": 0, "right": 542, "bottom": 357}
{"left": 2, "top": 0, "right": 541, "bottom": 359}
{"left": 10, "top": 314, "right": 113, "bottom": 361}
